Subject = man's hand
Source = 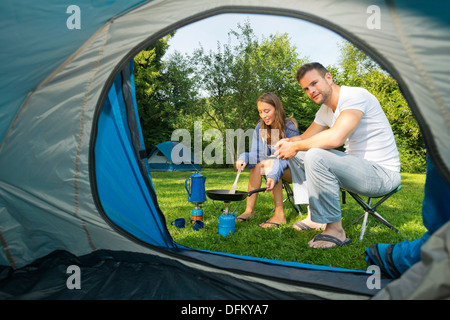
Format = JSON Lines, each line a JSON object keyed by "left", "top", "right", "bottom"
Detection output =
{"left": 275, "top": 138, "right": 297, "bottom": 160}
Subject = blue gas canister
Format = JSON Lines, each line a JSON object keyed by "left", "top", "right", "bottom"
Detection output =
{"left": 218, "top": 213, "right": 236, "bottom": 237}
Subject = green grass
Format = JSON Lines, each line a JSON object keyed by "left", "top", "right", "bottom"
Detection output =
{"left": 151, "top": 168, "right": 426, "bottom": 271}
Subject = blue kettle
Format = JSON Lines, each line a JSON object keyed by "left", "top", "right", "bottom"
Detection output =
{"left": 185, "top": 171, "right": 206, "bottom": 203}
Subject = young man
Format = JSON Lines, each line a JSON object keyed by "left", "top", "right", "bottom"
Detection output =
{"left": 271, "top": 62, "right": 401, "bottom": 248}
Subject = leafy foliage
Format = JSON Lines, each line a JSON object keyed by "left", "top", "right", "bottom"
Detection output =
{"left": 134, "top": 21, "right": 426, "bottom": 172}
{"left": 133, "top": 34, "right": 173, "bottom": 150}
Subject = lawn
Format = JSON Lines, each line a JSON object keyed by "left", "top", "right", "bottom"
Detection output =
{"left": 151, "top": 168, "right": 426, "bottom": 271}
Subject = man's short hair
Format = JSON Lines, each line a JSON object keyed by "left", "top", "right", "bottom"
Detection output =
{"left": 296, "top": 62, "right": 329, "bottom": 82}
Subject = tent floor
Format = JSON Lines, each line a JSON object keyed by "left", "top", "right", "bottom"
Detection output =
{"left": 0, "top": 249, "right": 331, "bottom": 300}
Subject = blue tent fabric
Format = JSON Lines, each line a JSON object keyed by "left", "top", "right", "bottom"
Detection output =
{"left": 365, "top": 156, "right": 450, "bottom": 278}
{"left": 94, "top": 61, "right": 175, "bottom": 248}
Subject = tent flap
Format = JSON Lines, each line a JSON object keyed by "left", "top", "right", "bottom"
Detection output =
{"left": 94, "top": 61, "right": 174, "bottom": 248}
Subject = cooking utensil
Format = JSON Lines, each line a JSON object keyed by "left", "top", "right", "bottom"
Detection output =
{"left": 206, "top": 188, "right": 267, "bottom": 202}
{"left": 208, "top": 187, "right": 267, "bottom": 237}
{"left": 228, "top": 164, "right": 243, "bottom": 194}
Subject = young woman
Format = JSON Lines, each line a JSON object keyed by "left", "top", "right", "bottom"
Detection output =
{"left": 235, "top": 92, "right": 298, "bottom": 228}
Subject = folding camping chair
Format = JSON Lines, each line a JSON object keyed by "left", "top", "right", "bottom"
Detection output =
{"left": 282, "top": 180, "right": 302, "bottom": 215}
{"left": 342, "top": 185, "right": 402, "bottom": 240}
{"left": 270, "top": 180, "right": 302, "bottom": 215}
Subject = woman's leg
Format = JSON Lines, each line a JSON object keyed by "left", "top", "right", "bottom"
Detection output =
{"left": 259, "top": 167, "right": 300, "bottom": 228}
{"left": 259, "top": 178, "right": 286, "bottom": 228}
{"left": 236, "top": 162, "right": 264, "bottom": 221}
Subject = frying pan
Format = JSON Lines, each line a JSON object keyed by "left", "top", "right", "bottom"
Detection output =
{"left": 206, "top": 188, "right": 267, "bottom": 202}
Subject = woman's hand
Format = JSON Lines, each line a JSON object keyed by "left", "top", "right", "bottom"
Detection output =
{"left": 265, "top": 178, "right": 275, "bottom": 192}
{"left": 235, "top": 160, "right": 246, "bottom": 171}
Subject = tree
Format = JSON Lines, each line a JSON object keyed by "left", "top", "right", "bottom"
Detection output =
{"left": 188, "top": 20, "right": 309, "bottom": 165}
{"left": 134, "top": 22, "right": 424, "bottom": 173}
{"left": 133, "top": 34, "right": 173, "bottom": 150}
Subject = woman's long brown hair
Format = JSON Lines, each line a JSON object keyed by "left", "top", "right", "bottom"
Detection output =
{"left": 257, "top": 92, "right": 297, "bottom": 145}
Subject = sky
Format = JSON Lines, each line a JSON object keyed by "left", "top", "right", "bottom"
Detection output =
{"left": 164, "top": 13, "right": 346, "bottom": 67}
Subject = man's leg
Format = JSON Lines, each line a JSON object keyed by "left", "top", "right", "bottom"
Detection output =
{"left": 289, "top": 151, "right": 309, "bottom": 205}
{"left": 303, "top": 148, "right": 400, "bottom": 248}
{"left": 289, "top": 152, "right": 325, "bottom": 231}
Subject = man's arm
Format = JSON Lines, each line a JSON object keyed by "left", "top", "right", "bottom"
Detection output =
{"left": 275, "top": 122, "right": 327, "bottom": 159}
{"left": 289, "top": 121, "right": 328, "bottom": 142}
{"left": 276, "top": 109, "right": 363, "bottom": 160}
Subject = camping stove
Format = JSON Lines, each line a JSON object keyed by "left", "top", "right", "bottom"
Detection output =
{"left": 185, "top": 171, "right": 206, "bottom": 221}
{"left": 190, "top": 203, "right": 204, "bottom": 222}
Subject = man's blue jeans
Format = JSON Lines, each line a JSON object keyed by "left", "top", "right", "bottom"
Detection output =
{"left": 289, "top": 148, "right": 401, "bottom": 224}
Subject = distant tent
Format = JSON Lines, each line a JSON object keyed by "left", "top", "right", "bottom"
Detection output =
{"left": 148, "top": 141, "right": 201, "bottom": 172}
{"left": 1, "top": 0, "right": 449, "bottom": 300}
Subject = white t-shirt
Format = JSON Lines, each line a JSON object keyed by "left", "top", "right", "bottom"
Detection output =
{"left": 314, "top": 86, "right": 400, "bottom": 172}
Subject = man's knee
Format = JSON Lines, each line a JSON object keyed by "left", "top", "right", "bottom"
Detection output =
{"left": 304, "top": 148, "right": 328, "bottom": 168}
